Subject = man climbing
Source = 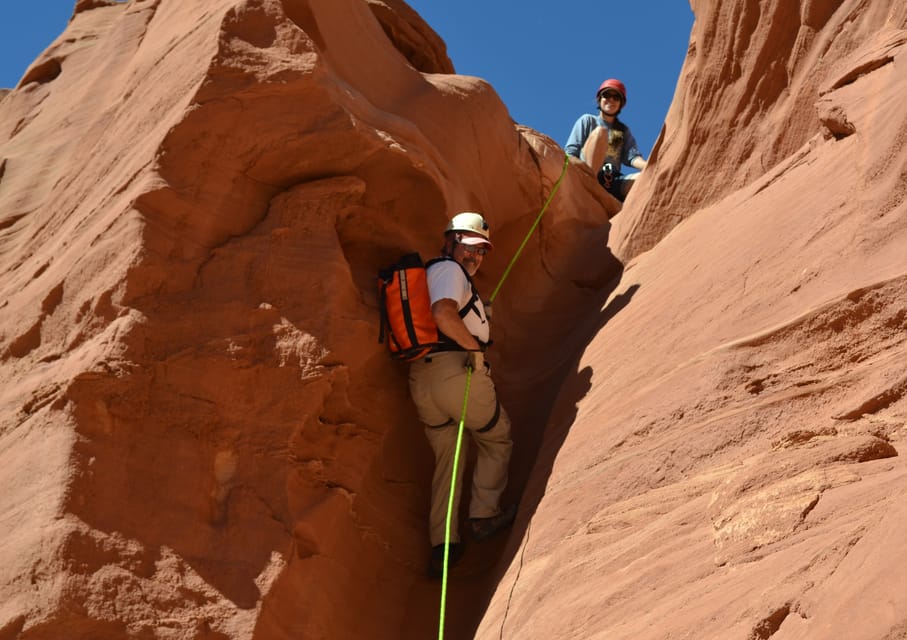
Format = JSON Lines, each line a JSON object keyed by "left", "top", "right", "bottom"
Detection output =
{"left": 408, "top": 212, "right": 517, "bottom": 577}
{"left": 565, "top": 78, "right": 648, "bottom": 201}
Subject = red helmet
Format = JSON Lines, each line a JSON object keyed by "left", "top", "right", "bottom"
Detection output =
{"left": 597, "top": 78, "right": 627, "bottom": 105}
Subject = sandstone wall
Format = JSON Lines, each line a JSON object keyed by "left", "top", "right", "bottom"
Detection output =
{"left": 1, "top": 0, "right": 905, "bottom": 639}
{"left": 478, "top": 1, "right": 907, "bottom": 638}
{"left": 0, "top": 1, "right": 616, "bottom": 638}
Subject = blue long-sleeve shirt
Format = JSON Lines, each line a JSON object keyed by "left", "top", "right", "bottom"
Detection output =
{"left": 564, "top": 114, "right": 642, "bottom": 173}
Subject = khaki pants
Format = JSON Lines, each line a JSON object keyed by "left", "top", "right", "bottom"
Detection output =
{"left": 409, "top": 351, "right": 513, "bottom": 545}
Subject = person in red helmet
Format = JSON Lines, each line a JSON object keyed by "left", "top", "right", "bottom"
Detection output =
{"left": 565, "top": 78, "right": 648, "bottom": 201}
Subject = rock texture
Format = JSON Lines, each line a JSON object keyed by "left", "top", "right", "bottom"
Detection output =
{"left": 0, "top": 1, "right": 904, "bottom": 640}
{"left": 0, "top": 1, "right": 614, "bottom": 639}
{"left": 480, "top": 1, "right": 907, "bottom": 639}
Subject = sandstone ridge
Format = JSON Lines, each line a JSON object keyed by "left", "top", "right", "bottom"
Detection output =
{"left": 1, "top": 1, "right": 905, "bottom": 639}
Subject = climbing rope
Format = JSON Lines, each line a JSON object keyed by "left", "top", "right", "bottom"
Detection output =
{"left": 437, "top": 153, "right": 570, "bottom": 639}
{"left": 438, "top": 365, "right": 472, "bottom": 640}
{"left": 488, "top": 153, "right": 570, "bottom": 303}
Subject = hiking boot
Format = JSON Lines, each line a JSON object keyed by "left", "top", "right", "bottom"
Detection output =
{"left": 470, "top": 504, "right": 517, "bottom": 542}
{"left": 429, "top": 542, "right": 465, "bottom": 578}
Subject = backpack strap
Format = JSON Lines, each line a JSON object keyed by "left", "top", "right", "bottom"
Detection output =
{"left": 425, "top": 257, "right": 481, "bottom": 316}
{"left": 424, "top": 256, "right": 486, "bottom": 349}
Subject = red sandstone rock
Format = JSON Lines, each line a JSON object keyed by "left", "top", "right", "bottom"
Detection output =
{"left": 0, "top": 1, "right": 905, "bottom": 639}
{"left": 0, "top": 1, "right": 611, "bottom": 638}
{"left": 479, "top": 1, "right": 907, "bottom": 639}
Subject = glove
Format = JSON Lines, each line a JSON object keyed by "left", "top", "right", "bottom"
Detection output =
{"left": 466, "top": 350, "right": 485, "bottom": 373}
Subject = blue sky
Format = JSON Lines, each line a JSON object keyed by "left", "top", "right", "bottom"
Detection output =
{"left": 0, "top": 1, "right": 693, "bottom": 156}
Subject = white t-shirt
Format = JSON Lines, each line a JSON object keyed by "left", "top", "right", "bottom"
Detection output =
{"left": 426, "top": 259, "right": 489, "bottom": 343}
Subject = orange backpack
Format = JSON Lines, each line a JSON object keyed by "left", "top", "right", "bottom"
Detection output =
{"left": 377, "top": 254, "right": 479, "bottom": 361}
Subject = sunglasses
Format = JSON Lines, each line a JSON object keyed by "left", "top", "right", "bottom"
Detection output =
{"left": 461, "top": 244, "right": 488, "bottom": 256}
{"left": 600, "top": 91, "right": 622, "bottom": 101}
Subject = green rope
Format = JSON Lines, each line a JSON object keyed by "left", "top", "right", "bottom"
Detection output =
{"left": 438, "top": 365, "right": 472, "bottom": 640}
{"left": 437, "top": 153, "right": 570, "bottom": 639}
{"left": 488, "top": 153, "right": 570, "bottom": 304}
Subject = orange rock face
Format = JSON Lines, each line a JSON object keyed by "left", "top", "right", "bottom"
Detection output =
{"left": 0, "top": 1, "right": 904, "bottom": 640}
{"left": 479, "top": 1, "right": 907, "bottom": 639}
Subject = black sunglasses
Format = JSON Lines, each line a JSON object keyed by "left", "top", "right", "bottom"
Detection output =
{"left": 599, "top": 91, "right": 622, "bottom": 101}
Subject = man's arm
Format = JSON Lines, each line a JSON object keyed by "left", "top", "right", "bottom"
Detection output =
{"left": 630, "top": 156, "right": 648, "bottom": 170}
{"left": 432, "top": 298, "right": 482, "bottom": 351}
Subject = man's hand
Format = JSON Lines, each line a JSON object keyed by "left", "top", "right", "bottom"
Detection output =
{"left": 466, "top": 351, "right": 485, "bottom": 372}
